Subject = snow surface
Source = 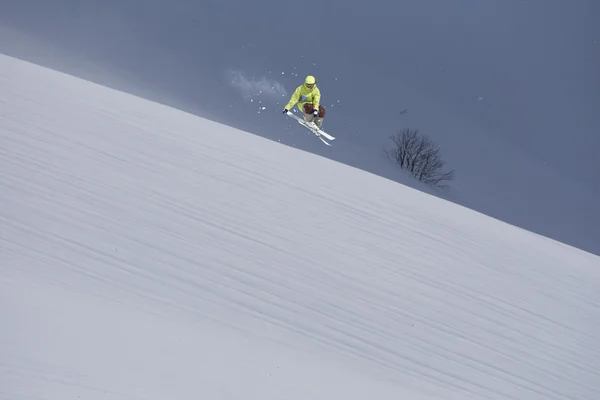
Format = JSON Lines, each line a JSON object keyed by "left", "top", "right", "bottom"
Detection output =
{"left": 2, "top": 54, "right": 600, "bottom": 400}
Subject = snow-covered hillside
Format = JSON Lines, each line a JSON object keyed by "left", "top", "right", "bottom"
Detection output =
{"left": 2, "top": 54, "right": 599, "bottom": 400}
{"left": 2, "top": 7, "right": 599, "bottom": 258}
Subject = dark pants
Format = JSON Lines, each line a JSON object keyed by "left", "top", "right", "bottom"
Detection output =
{"left": 302, "top": 103, "right": 326, "bottom": 127}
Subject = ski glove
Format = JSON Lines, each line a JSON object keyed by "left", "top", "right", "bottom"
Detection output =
{"left": 283, "top": 109, "right": 288, "bottom": 114}
{"left": 313, "top": 109, "right": 318, "bottom": 118}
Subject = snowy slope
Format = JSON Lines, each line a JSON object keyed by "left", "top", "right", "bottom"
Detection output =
{"left": 1, "top": 54, "right": 599, "bottom": 400}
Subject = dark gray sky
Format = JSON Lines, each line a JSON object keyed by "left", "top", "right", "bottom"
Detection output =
{"left": 2, "top": 0, "right": 599, "bottom": 254}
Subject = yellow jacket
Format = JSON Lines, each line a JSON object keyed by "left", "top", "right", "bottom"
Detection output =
{"left": 285, "top": 83, "right": 321, "bottom": 112}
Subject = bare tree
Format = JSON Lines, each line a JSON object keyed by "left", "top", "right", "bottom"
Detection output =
{"left": 384, "top": 128, "right": 454, "bottom": 187}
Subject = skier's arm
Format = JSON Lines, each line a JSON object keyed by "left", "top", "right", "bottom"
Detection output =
{"left": 284, "top": 87, "right": 301, "bottom": 110}
{"left": 313, "top": 88, "right": 321, "bottom": 109}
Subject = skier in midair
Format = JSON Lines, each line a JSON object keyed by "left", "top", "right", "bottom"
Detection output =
{"left": 283, "top": 75, "right": 326, "bottom": 129}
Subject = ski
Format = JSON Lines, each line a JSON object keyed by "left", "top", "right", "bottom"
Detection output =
{"left": 285, "top": 112, "right": 335, "bottom": 146}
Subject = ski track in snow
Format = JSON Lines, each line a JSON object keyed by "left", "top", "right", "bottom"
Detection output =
{"left": 1, "top": 54, "right": 600, "bottom": 400}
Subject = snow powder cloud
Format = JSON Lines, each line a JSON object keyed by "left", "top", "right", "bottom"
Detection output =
{"left": 226, "top": 69, "right": 287, "bottom": 103}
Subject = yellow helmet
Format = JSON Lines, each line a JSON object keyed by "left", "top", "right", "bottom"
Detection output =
{"left": 305, "top": 75, "right": 316, "bottom": 85}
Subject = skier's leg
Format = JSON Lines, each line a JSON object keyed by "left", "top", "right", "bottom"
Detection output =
{"left": 302, "top": 103, "right": 315, "bottom": 123}
{"left": 313, "top": 105, "right": 326, "bottom": 128}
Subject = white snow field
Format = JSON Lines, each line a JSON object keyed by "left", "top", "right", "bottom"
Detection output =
{"left": 1, "top": 53, "right": 599, "bottom": 400}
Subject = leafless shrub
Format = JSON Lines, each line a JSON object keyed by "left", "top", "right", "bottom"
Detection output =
{"left": 384, "top": 128, "right": 455, "bottom": 187}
